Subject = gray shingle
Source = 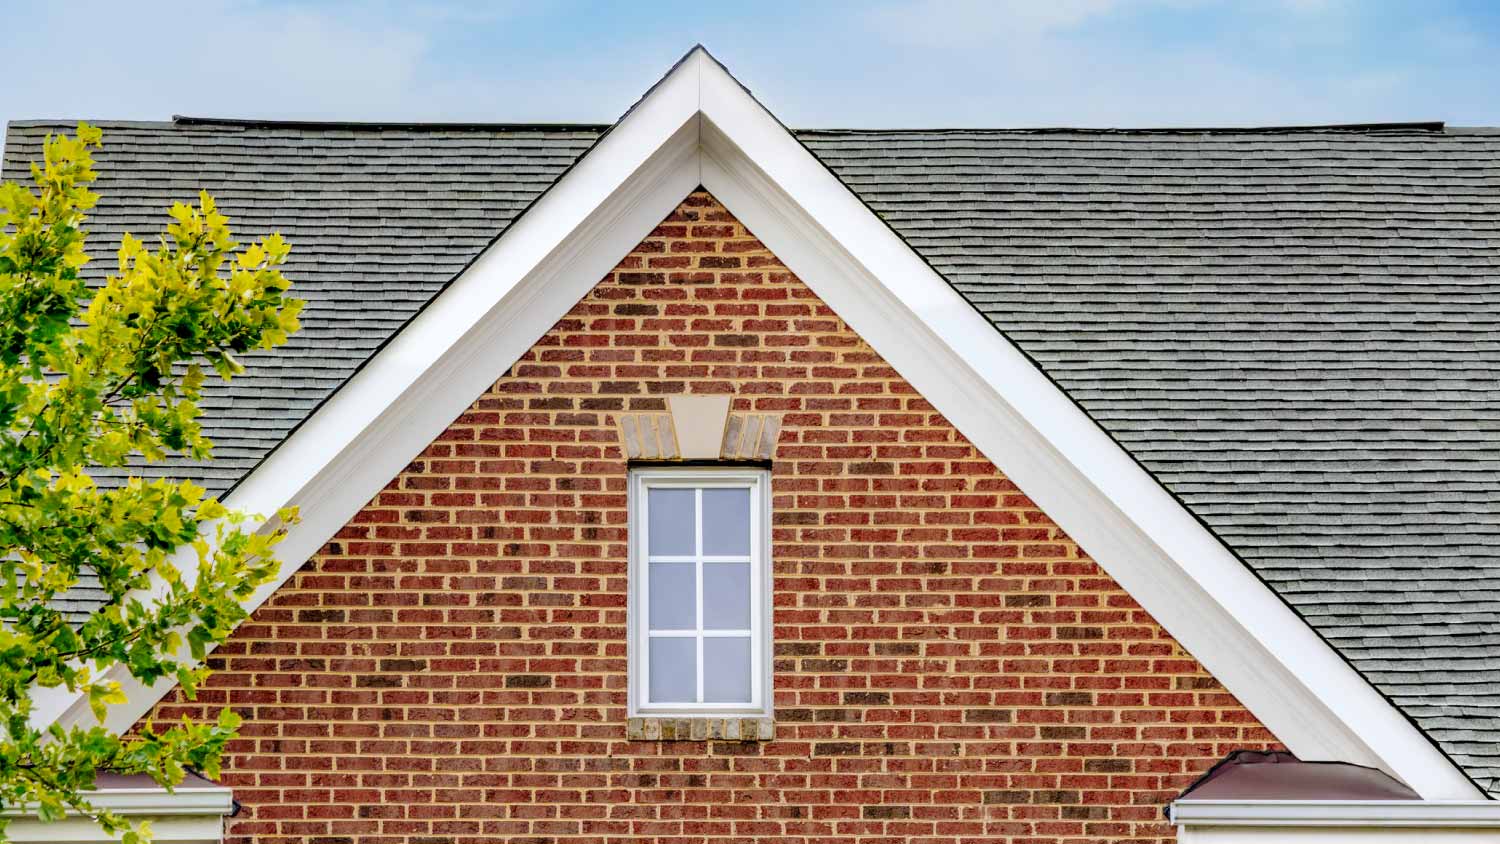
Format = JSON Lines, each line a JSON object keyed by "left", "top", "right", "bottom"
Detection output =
{"left": 5, "top": 118, "right": 1498, "bottom": 792}
{"left": 2, "top": 119, "right": 599, "bottom": 496}
{"left": 802, "top": 125, "right": 1500, "bottom": 793}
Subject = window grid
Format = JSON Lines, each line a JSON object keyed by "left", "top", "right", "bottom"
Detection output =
{"left": 632, "top": 469, "right": 769, "bottom": 717}
{"left": 694, "top": 487, "right": 703, "bottom": 703}
{"left": 645, "top": 487, "right": 757, "bottom": 702}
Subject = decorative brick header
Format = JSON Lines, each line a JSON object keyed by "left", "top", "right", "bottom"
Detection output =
{"left": 616, "top": 394, "right": 780, "bottom": 461}
{"left": 720, "top": 410, "right": 779, "bottom": 460}
{"left": 616, "top": 411, "right": 676, "bottom": 459}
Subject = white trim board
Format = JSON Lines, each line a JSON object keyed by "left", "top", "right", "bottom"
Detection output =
{"left": 627, "top": 467, "right": 774, "bottom": 719}
{"left": 3, "top": 817, "right": 226, "bottom": 844}
{"left": 0, "top": 786, "right": 235, "bottom": 817}
{"left": 1169, "top": 799, "right": 1500, "bottom": 844}
{"left": 2, "top": 783, "right": 234, "bottom": 844}
{"left": 31, "top": 47, "right": 1482, "bottom": 801}
{"left": 1169, "top": 799, "right": 1500, "bottom": 828}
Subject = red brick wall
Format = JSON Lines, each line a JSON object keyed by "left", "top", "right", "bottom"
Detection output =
{"left": 144, "top": 190, "right": 1279, "bottom": 843}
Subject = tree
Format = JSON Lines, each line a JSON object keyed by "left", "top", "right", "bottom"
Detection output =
{"left": 0, "top": 124, "right": 302, "bottom": 841}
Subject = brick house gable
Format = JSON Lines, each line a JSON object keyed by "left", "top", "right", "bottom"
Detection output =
{"left": 143, "top": 191, "right": 1279, "bottom": 843}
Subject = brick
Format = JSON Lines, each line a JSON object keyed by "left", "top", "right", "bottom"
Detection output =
{"left": 139, "top": 191, "right": 1276, "bottom": 844}
{"left": 1047, "top": 691, "right": 1094, "bottom": 706}
{"left": 378, "top": 659, "right": 425, "bottom": 672}
{"left": 862, "top": 806, "right": 911, "bottom": 819}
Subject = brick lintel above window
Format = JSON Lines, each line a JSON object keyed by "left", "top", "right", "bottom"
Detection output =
{"left": 616, "top": 394, "right": 780, "bottom": 461}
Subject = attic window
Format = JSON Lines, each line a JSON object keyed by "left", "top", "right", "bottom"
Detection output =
{"left": 628, "top": 467, "right": 772, "bottom": 718}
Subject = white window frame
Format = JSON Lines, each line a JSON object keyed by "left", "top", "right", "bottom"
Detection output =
{"left": 628, "top": 466, "right": 773, "bottom": 719}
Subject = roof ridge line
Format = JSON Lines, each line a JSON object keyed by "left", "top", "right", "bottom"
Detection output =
{"left": 10, "top": 117, "right": 1454, "bottom": 135}
{"left": 169, "top": 116, "right": 613, "bottom": 131}
{"left": 799, "top": 121, "right": 1448, "bottom": 135}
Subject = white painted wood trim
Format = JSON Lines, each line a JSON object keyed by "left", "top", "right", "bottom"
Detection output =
{"left": 0, "top": 785, "right": 235, "bottom": 816}
{"left": 628, "top": 467, "right": 773, "bottom": 719}
{"left": 3, "top": 784, "right": 234, "bottom": 844}
{"left": 1169, "top": 800, "right": 1500, "bottom": 828}
{"left": 33, "top": 47, "right": 1481, "bottom": 801}
{"left": 3, "top": 817, "right": 226, "bottom": 844}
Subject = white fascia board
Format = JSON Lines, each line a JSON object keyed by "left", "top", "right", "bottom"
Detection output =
{"left": 2, "top": 785, "right": 236, "bottom": 817}
{"left": 1169, "top": 800, "right": 1500, "bottom": 828}
{"left": 33, "top": 48, "right": 1480, "bottom": 801}
{"left": 3, "top": 817, "right": 225, "bottom": 844}
{"left": 2, "top": 783, "right": 234, "bottom": 844}
{"left": 690, "top": 53, "right": 1480, "bottom": 800}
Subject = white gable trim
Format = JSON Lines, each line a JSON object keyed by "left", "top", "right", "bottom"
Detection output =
{"left": 694, "top": 56, "right": 1478, "bottom": 800}
{"left": 29, "top": 59, "right": 705, "bottom": 740}
{"left": 36, "top": 48, "right": 1481, "bottom": 801}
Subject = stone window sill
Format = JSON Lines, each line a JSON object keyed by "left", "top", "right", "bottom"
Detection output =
{"left": 627, "top": 716, "right": 774, "bottom": 742}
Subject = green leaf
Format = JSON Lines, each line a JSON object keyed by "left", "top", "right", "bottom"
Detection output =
{"left": 0, "top": 124, "right": 300, "bottom": 840}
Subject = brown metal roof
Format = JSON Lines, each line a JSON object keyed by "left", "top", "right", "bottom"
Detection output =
{"left": 1176, "top": 750, "right": 1421, "bottom": 802}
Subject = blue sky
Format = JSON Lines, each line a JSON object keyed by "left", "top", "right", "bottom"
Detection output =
{"left": 3, "top": 0, "right": 1500, "bottom": 131}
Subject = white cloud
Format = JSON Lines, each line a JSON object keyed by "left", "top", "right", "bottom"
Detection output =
{"left": 864, "top": 0, "right": 1124, "bottom": 47}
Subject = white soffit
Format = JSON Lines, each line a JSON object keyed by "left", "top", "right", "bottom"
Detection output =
{"left": 35, "top": 47, "right": 1483, "bottom": 802}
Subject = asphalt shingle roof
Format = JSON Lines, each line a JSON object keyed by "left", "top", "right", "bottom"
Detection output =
{"left": 5, "top": 118, "right": 1498, "bottom": 792}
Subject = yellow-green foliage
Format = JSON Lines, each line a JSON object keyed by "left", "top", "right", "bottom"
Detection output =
{"left": 0, "top": 125, "right": 303, "bottom": 840}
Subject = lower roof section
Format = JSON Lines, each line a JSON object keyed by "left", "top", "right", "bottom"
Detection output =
{"left": 1170, "top": 751, "right": 1500, "bottom": 842}
{"left": 1176, "top": 750, "right": 1420, "bottom": 802}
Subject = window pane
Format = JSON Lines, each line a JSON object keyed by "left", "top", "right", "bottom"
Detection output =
{"left": 701, "top": 487, "right": 750, "bottom": 556}
{"left": 702, "top": 562, "right": 751, "bottom": 630}
{"left": 703, "top": 637, "right": 752, "bottom": 703}
{"left": 649, "top": 637, "right": 697, "bottom": 703}
{"left": 647, "top": 488, "right": 695, "bottom": 556}
{"left": 648, "top": 562, "right": 696, "bottom": 630}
